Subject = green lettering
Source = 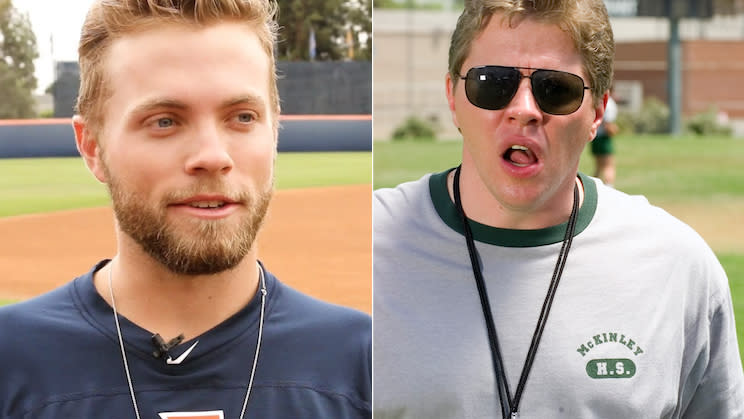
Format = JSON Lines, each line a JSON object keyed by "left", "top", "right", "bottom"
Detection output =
{"left": 609, "top": 333, "right": 618, "bottom": 342}
{"left": 587, "top": 340, "right": 594, "bottom": 348}
{"left": 602, "top": 333, "right": 608, "bottom": 343}
{"left": 634, "top": 346, "right": 644, "bottom": 356}
{"left": 593, "top": 335, "right": 603, "bottom": 345}
{"left": 577, "top": 344, "right": 590, "bottom": 357}
{"left": 619, "top": 334, "right": 627, "bottom": 345}
{"left": 626, "top": 339, "right": 635, "bottom": 351}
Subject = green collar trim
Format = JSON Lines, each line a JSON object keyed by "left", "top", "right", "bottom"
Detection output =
{"left": 428, "top": 169, "right": 597, "bottom": 247}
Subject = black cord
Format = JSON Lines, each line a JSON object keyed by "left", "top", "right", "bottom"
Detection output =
{"left": 453, "top": 165, "right": 512, "bottom": 419}
{"left": 512, "top": 181, "right": 579, "bottom": 413}
{"left": 453, "top": 165, "right": 579, "bottom": 418}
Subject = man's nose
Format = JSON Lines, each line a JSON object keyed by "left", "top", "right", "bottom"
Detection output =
{"left": 504, "top": 77, "right": 543, "bottom": 126}
{"left": 184, "top": 124, "right": 234, "bottom": 175}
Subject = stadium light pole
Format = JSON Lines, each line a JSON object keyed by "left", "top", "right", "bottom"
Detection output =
{"left": 668, "top": 15, "right": 682, "bottom": 136}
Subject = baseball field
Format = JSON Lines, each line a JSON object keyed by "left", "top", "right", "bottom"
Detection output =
{"left": 374, "top": 134, "right": 744, "bottom": 362}
{"left": 0, "top": 151, "right": 372, "bottom": 313}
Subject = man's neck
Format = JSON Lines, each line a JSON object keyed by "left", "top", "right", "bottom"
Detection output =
{"left": 447, "top": 166, "right": 584, "bottom": 230}
{"left": 93, "top": 244, "right": 260, "bottom": 342}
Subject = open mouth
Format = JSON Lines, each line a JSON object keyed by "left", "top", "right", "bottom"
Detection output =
{"left": 503, "top": 145, "right": 538, "bottom": 168}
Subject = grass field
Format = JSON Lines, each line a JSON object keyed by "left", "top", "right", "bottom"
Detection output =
{"left": 0, "top": 152, "right": 371, "bottom": 218}
{"left": 374, "top": 134, "right": 744, "bottom": 362}
{"left": 374, "top": 134, "right": 744, "bottom": 197}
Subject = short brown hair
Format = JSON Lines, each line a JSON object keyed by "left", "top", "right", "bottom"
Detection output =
{"left": 76, "top": 0, "right": 280, "bottom": 136}
{"left": 448, "top": 0, "right": 614, "bottom": 104}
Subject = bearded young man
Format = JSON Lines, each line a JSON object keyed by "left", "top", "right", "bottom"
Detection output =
{"left": 373, "top": 0, "right": 743, "bottom": 418}
{"left": 0, "top": 1, "right": 370, "bottom": 418}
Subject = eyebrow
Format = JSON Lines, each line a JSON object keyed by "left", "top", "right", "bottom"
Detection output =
{"left": 129, "top": 93, "right": 268, "bottom": 117}
{"left": 221, "top": 93, "right": 267, "bottom": 111}
{"left": 129, "top": 98, "right": 189, "bottom": 117}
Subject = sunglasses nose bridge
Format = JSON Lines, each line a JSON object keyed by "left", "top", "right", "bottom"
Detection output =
{"left": 504, "top": 73, "right": 543, "bottom": 122}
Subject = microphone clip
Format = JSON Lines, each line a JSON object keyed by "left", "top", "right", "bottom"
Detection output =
{"left": 151, "top": 333, "right": 185, "bottom": 359}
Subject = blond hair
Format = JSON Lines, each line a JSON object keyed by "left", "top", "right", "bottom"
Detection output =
{"left": 449, "top": 0, "right": 614, "bottom": 104}
{"left": 76, "top": 0, "right": 280, "bottom": 135}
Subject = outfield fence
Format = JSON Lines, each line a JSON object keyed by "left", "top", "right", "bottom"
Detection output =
{"left": 0, "top": 115, "right": 372, "bottom": 158}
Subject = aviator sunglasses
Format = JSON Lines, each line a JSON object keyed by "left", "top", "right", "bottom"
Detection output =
{"left": 460, "top": 65, "right": 592, "bottom": 115}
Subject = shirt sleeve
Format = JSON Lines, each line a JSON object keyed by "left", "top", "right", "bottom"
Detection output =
{"left": 681, "top": 263, "right": 744, "bottom": 418}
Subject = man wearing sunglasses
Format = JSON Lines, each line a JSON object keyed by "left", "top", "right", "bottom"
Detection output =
{"left": 373, "top": 0, "right": 743, "bottom": 418}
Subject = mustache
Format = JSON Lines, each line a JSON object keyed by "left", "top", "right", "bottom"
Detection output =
{"left": 161, "top": 182, "right": 253, "bottom": 205}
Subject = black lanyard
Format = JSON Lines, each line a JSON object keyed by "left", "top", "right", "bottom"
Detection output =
{"left": 452, "top": 165, "right": 579, "bottom": 418}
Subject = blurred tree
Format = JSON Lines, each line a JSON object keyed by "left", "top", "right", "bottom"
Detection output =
{"left": 277, "top": 0, "right": 344, "bottom": 60}
{"left": 0, "top": 0, "right": 38, "bottom": 118}
{"left": 346, "top": 0, "right": 372, "bottom": 60}
{"left": 277, "top": 0, "right": 371, "bottom": 61}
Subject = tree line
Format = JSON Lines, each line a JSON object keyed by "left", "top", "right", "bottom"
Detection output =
{"left": 0, "top": 0, "right": 37, "bottom": 119}
{"left": 0, "top": 0, "right": 372, "bottom": 119}
{"left": 277, "top": 0, "right": 372, "bottom": 61}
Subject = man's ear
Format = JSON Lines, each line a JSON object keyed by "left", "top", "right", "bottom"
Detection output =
{"left": 588, "top": 92, "right": 608, "bottom": 142}
{"left": 445, "top": 73, "right": 460, "bottom": 130}
{"left": 72, "top": 115, "right": 106, "bottom": 183}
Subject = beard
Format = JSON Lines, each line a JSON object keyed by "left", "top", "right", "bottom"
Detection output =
{"left": 104, "top": 166, "right": 273, "bottom": 276}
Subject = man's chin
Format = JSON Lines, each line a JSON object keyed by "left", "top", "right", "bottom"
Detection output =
{"left": 160, "top": 256, "right": 246, "bottom": 276}
{"left": 147, "top": 243, "right": 252, "bottom": 276}
{"left": 112, "top": 187, "right": 270, "bottom": 276}
{"left": 133, "top": 224, "right": 256, "bottom": 276}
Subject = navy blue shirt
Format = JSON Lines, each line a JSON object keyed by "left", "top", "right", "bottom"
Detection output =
{"left": 0, "top": 260, "right": 371, "bottom": 418}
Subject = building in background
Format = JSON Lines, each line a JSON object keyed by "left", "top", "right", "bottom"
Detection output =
{"left": 373, "top": 3, "right": 744, "bottom": 139}
{"left": 51, "top": 61, "right": 80, "bottom": 117}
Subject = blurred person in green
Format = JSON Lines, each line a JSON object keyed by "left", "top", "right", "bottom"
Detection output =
{"left": 590, "top": 92, "right": 619, "bottom": 186}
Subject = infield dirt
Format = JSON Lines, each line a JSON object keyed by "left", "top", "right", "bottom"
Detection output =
{"left": 0, "top": 184, "right": 371, "bottom": 313}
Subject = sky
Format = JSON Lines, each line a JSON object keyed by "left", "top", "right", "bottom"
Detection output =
{"left": 13, "top": 0, "right": 94, "bottom": 94}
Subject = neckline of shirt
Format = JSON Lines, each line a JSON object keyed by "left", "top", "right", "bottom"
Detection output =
{"left": 428, "top": 169, "right": 598, "bottom": 247}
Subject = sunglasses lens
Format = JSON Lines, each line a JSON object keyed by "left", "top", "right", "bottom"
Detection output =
{"left": 464, "top": 67, "right": 519, "bottom": 111}
{"left": 531, "top": 70, "right": 586, "bottom": 115}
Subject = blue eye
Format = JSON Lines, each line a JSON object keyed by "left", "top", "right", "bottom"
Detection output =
{"left": 237, "top": 113, "right": 254, "bottom": 123}
{"left": 157, "top": 118, "right": 174, "bottom": 128}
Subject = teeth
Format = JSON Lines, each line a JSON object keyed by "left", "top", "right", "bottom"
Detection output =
{"left": 511, "top": 145, "right": 529, "bottom": 151}
{"left": 189, "top": 201, "right": 225, "bottom": 209}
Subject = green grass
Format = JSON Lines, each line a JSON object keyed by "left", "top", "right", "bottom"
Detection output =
{"left": 0, "top": 152, "right": 371, "bottom": 218}
{"left": 375, "top": 134, "right": 744, "bottom": 362}
{"left": 579, "top": 134, "right": 744, "bottom": 204}
{"left": 275, "top": 152, "right": 371, "bottom": 189}
{"left": 373, "top": 140, "right": 462, "bottom": 189}
{"left": 374, "top": 135, "right": 744, "bottom": 197}
{"left": 0, "top": 157, "right": 110, "bottom": 217}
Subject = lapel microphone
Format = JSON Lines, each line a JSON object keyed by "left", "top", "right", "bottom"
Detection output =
{"left": 151, "top": 333, "right": 185, "bottom": 359}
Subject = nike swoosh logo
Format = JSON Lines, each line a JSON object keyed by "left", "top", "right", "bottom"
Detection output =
{"left": 166, "top": 341, "right": 199, "bottom": 365}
